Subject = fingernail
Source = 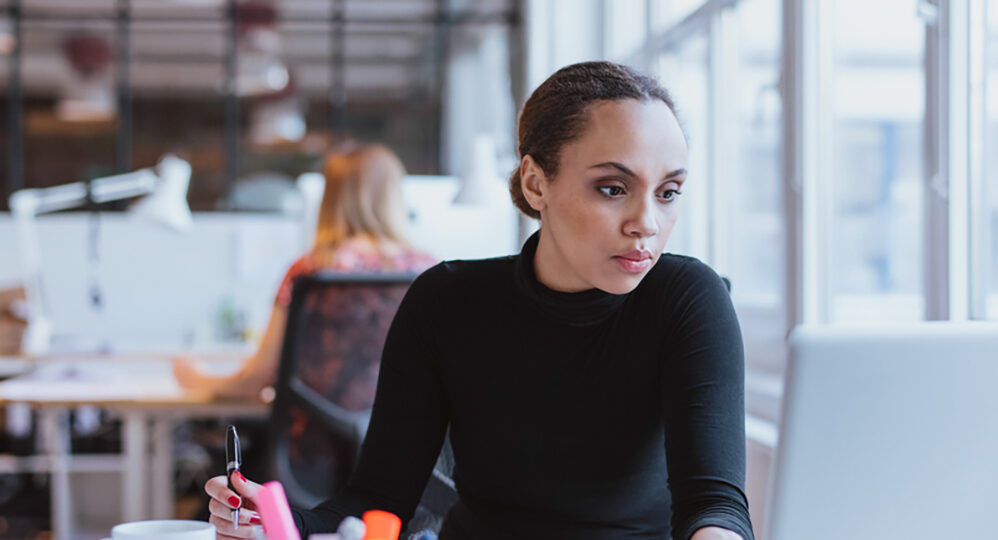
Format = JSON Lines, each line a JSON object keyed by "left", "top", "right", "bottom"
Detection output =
{"left": 250, "top": 516, "right": 262, "bottom": 525}
{"left": 228, "top": 495, "right": 241, "bottom": 508}
{"left": 236, "top": 471, "right": 246, "bottom": 482}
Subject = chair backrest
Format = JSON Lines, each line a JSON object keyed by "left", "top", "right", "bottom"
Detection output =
{"left": 268, "top": 271, "right": 416, "bottom": 508}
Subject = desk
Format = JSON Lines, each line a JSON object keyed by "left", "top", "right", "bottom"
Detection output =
{"left": 0, "top": 353, "right": 267, "bottom": 540}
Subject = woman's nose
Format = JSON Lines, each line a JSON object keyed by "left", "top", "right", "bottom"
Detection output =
{"left": 623, "top": 197, "right": 659, "bottom": 238}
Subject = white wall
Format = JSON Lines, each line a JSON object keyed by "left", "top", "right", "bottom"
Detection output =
{"left": 403, "top": 175, "right": 519, "bottom": 262}
{"left": 0, "top": 176, "right": 519, "bottom": 353}
{"left": 0, "top": 212, "right": 304, "bottom": 352}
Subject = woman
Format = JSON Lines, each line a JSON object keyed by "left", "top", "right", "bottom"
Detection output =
{"left": 173, "top": 143, "right": 436, "bottom": 399}
{"left": 205, "top": 62, "right": 753, "bottom": 540}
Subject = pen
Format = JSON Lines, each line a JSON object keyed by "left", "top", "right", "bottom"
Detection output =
{"left": 226, "top": 424, "right": 242, "bottom": 530}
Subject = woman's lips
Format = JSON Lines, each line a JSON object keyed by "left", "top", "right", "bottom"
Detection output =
{"left": 613, "top": 250, "right": 653, "bottom": 273}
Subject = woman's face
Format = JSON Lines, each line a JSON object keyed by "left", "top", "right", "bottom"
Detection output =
{"left": 525, "top": 98, "right": 688, "bottom": 295}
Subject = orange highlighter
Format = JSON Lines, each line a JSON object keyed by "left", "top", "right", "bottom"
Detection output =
{"left": 361, "top": 510, "right": 401, "bottom": 540}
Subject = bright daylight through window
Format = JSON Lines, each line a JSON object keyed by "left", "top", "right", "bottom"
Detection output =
{"left": 830, "top": 0, "right": 926, "bottom": 323}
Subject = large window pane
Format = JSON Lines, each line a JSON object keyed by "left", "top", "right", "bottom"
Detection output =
{"left": 551, "top": 0, "right": 604, "bottom": 66}
{"left": 987, "top": 0, "right": 998, "bottom": 319}
{"left": 605, "top": 0, "right": 647, "bottom": 59}
{"left": 729, "top": 0, "right": 782, "bottom": 307}
{"left": 728, "top": 0, "right": 784, "bottom": 372}
{"left": 655, "top": 31, "right": 710, "bottom": 262}
{"left": 830, "top": 0, "right": 925, "bottom": 322}
{"left": 650, "top": 0, "right": 707, "bottom": 32}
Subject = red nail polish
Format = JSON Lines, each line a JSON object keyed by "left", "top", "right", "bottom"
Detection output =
{"left": 236, "top": 471, "right": 246, "bottom": 482}
{"left": 250, "top": 516, "right": 262, "bottom": 525}
{"left": 228, "top": 495, "right": 241, "bottom": 508}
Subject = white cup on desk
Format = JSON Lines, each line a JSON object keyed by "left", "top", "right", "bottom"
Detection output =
{"left": 101, "top": 519, "right": 215, "bottom": 540}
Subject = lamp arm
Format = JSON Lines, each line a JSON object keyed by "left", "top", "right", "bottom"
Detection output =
{"left": 9, "top": 169, "right": 158, "bottom": 216}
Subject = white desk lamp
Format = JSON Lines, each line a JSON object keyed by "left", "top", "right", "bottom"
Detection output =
{"left": 8, "top": 154, "right": 193, "bottom": 355}
{"left": 453, "top": 134, "right": 505, "bottom": 205}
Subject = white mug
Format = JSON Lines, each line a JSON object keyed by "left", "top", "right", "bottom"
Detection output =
{"left": 102, "top": 519, "right": 215, "bottom": 540}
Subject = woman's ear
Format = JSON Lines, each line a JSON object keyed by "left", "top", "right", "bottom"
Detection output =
{"left": 520, "top": 155, "right": 548, "bottom": 213}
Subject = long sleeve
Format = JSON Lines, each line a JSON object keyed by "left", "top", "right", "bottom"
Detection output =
{"left": 661, "top": 260, "right": 754, "bottom": 540}
{"left": 292, "top": 266, "right": 451, "bottom": 536}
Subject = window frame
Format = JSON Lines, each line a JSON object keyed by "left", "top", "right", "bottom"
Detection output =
{"left": 924, "top": 0, "right": 989, "bottom": 322}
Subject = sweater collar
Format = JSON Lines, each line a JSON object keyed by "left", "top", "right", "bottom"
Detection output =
{"left": 513, "top": 230, "right": 629, "bottom": 326}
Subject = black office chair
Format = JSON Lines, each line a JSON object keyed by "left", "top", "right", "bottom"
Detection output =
{"left": 267, "top": 272, "right": 457, "bottom": 531}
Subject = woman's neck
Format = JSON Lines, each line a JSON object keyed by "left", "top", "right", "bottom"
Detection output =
{"left": 532, "top": 228, "right": 592, "bottom": 293}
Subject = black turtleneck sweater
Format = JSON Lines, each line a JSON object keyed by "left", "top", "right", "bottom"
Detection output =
{"left": 292, "top": 233, "right": 754, "bottom": 540}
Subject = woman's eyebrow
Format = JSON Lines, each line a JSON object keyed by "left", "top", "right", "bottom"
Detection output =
{"left": 590, "top": 161, "right": 637, "bottom": 177}
{"left": 663, "top": 168, "right": 687, "bottom": 180}
{"left": 589, "top": 162, "right": 688, "bottom": 181}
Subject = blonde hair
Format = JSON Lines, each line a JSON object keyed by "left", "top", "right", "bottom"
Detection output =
{"left": 312, "top": 143, "right": 410, "bottom": 255}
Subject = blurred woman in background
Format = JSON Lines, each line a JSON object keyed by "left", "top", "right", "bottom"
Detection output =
{"left": 172, "top": 143, "right": 435, "bottom": 398}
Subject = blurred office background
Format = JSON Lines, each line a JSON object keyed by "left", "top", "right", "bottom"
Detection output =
{"left": 0, "top": 0, "right": 996, "bottom": 538}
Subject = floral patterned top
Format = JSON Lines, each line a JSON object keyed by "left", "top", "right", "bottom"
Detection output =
{"left": 275, "top": 237, "right": 436, "bottom": 307}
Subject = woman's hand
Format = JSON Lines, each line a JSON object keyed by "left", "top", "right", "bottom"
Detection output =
{"left": 172, "top": 355, "right": 208, "bottom": 392}
{"left": 173, "top": 350, "right": 271, "bottom": 400}
{"left": 204, "top": 473, "right": 264, "bottom": 539}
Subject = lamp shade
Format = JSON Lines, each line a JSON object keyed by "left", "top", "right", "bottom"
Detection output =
{"left": 129, "top": 154, "right": 193, "bottom": 231}
{"left": 453, "top": 134, "right": 503, "bottom": 205}
{"left": 296, "top": 172, "right": 325, "bottom": 250}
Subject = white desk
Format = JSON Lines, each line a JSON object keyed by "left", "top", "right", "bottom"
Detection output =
{"left": 0, "top": 353, "right": 267, "bottom": 540}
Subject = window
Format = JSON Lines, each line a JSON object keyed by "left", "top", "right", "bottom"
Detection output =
{"left": 655, "top": 31, "right": 710, "bottom": 263}
{"left": 551, "top": 0, "right": 604, "bottom": 68}
{"left": 727, "top": 0, "right": 784, "bottom": 373}
{"left": 605, "top": 0, "right": 647, "bottom": 59}
{"left": 829, "top": 0, "right": 926, "bottom": 322}
{"left": 650, "top": 0, "right": 708, "bottom": 32}
{"left": 644, "top": 0, "right": 786, "bottom": 375}
{"left": 987, "top": 0, "right": 998, "bottom": 319}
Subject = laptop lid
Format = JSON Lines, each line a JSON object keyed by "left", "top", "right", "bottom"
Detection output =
{"left": 764, "top": 322, "right": 998, "bottom": 540}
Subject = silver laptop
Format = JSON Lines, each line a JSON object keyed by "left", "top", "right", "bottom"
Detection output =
{"left": 764, "top": 322, "right": 998, "bottom": 540}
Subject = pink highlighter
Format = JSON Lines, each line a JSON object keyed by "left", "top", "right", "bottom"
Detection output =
{"left": 256, "top": 481, "right": 302, "bottom": 540}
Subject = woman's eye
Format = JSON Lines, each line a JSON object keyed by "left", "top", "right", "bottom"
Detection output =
{"left": 659, "top": 189, "right": 682, "bottom": 201}
{"left": 597, "top": 185, "right": 625, "bottom": 197}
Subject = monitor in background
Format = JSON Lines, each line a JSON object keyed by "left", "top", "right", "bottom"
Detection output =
{"left": 764, "top": 322, "right": 998, "bottom": 540}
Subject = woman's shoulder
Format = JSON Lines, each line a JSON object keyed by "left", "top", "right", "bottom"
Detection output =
{"left": 393, "top": 255, "right": 516, "bottom": 317}
{"left": 415, "top": 254, "right": 517, "bottom": 288}
{"left": 648, "top": 252, "right": 718, "bottom": 278}
{"left": 642, "top": 252, "right": 731, "bottom": 299}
